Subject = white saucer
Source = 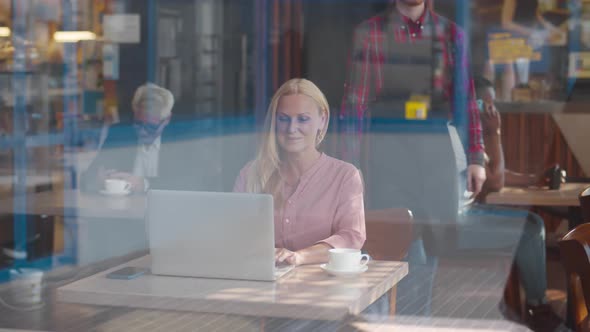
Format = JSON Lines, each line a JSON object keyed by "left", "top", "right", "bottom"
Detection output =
{"left": 320, "top": 264, "right": 368, "bottom": 277}
{"left": 100, "top": 189, "right": 131, "bottom": 196}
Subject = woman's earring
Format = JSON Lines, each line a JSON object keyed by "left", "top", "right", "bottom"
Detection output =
{"left": 316, "top": 131, "right": 323, "bottom": 144}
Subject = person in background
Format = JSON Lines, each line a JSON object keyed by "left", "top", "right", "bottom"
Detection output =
{"left": 485, "top": 0, "right": 566, "bottom": 99}
{"left": 468, "top": 76, "right": 563, "bottom": 331}
{"left": 341, "top": 0, "right": 486, "bottom": 195}
{"left": 501, "top": 0, "right": 564, "bottom": 44}
{"left": 234, "top": 78, "right": 366, "bottom": 266}
{"left": 340, "top": 0, "right": 485, "bottom": 316}
{"left": 81, "top": 83, "right": 173, "bottom": 193}
{"left": 476, "top": 76, "right": 564, "bottom": 190}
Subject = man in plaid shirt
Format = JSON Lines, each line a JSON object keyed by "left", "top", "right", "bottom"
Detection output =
{"left": 340, "top": 0, "right": 486, "bottom": 316}
{"left": 340, "top": 0, "right": 487, "bottom": 196}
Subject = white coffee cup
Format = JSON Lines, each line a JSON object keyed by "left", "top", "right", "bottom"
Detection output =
{"left": 9, "top": 268, "right": 43, "bottom": 304}
{"left": 328, "top": 248, "right": 370, "bottom": 271}
{"left": 104, "top": 179, "right": 131, "bottom": 194}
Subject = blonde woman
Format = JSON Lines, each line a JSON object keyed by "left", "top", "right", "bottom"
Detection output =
{"left": 234, "top": 78, "right": 366, "bottom": 266}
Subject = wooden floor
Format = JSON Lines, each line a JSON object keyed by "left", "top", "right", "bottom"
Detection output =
{"left": 0, "top": 249, "right": 570, "bottom": 332}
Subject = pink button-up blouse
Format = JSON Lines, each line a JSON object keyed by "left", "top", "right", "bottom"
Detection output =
{"left": 233, "top": 153, "right": 366, "bottom": 251}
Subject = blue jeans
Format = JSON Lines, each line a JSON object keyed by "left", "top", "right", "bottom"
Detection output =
{"left": 457, "top": 204, "right": 547, "bottom": 305}
{"left": 396, "top": 204, "right": 547, "bottom": 316}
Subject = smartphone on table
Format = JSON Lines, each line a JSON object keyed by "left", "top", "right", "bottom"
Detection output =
{"left": 105, "top": 267, "right": 148, "bottom": 280}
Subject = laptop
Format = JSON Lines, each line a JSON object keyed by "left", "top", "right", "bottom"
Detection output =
{"left": 147, "top": 190, "right": 294, "bottom": 281}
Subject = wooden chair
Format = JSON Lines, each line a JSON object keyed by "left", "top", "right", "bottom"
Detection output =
{"left": 559, "top": 223, "right": 590, "bottom": 331}
{"left": 580, "top": 186, "right": 590, "bottom": 223}
{"left": 362, "top": 208, "right": 413, "bottom": 315}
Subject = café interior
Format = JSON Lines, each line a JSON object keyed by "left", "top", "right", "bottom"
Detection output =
{"left": 0, "top": 0, "right": 590, "bottom": 331}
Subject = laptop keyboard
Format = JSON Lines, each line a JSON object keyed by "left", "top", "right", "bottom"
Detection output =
{"left": 275, "top": 262, "right": 292, "bottom": 270}
{"left": 274, "top": 262, "right": 294, "bottom": 278}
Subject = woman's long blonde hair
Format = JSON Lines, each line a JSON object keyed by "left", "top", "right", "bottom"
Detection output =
{"left": 245, "top": 78, "right": 330, "bottom": 200}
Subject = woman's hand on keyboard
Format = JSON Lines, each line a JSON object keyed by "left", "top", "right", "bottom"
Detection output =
{"left": 275, "top": 248, "right": 301, "bottom": 266}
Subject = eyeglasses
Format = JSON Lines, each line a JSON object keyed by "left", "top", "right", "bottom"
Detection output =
{"left": 133, "top": 119, "right": 168, "bottom": 135}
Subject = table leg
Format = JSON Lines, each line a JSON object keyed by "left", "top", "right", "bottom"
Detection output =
{"left": 567, "top": 207, "right": 583, "bottom": 231}
{"left": 260, "top": 317, "right": 266, "bottom": 332}
{"left": 389, "top": 286, "right": 397, "bottom": 316}
{"left": 566, "top": 274, "right": 577, "bottom": 331}
{"left": 566, "top": 206, "right": 583, "bottom": 330}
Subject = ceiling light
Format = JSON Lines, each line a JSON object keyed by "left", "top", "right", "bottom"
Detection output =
{"left": 0, "top": 27, "right": 11, "bottom": 37}
{"left": 53, "top": 31, "right": 96, "bottom": 43}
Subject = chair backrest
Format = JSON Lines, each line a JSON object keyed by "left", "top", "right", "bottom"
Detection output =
{"left": 559, "top": 223, "right": 590, "bottom": 330}
{"left": 362, "top": 208, "right": 413, "bottom": 261}
{"left": 580, "top": 187, "right": 590, "bottom": 223}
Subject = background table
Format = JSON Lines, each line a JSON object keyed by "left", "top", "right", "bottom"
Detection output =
{"left": 485, "top": 183, "right": 587, "bottom": 208}
{"left": 485, "top": 183, "right": 588, "bottom": 230}
{"left": 58, "top": 255, "right": 408, "bottom": 321}
{"left": 0, "top": 190, "right": 146, "bottom": 220}
{"left": 0, "top": 190, "right": 147, "bottom": 265}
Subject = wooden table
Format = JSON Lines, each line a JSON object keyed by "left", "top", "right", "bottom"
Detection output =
{"left": 349, "top": 316, "right": 530, "bottom": 332}
{"left": 0, "top": 174, "right": 55, "bottom": 188}
{"left": 57, "top": 255, "right": 408, "bottom": 321}
{"left": 0, "top": 190, "right": 148, "bottom": 265}
{"left": 485, "top": 183, "right": 588, "bottom": 208}
{"left": 0, "top": 174, "right": 59, "bottom": 198}
{"left": 485, "top": 182, "right": 588, "bottom": 231}
{"left": 0, "top": 189, "right": 146, "bottom": 220}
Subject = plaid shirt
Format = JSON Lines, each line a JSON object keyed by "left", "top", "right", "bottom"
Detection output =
{"left": 340, "top": 7, "right": 485, "bottom": 166}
